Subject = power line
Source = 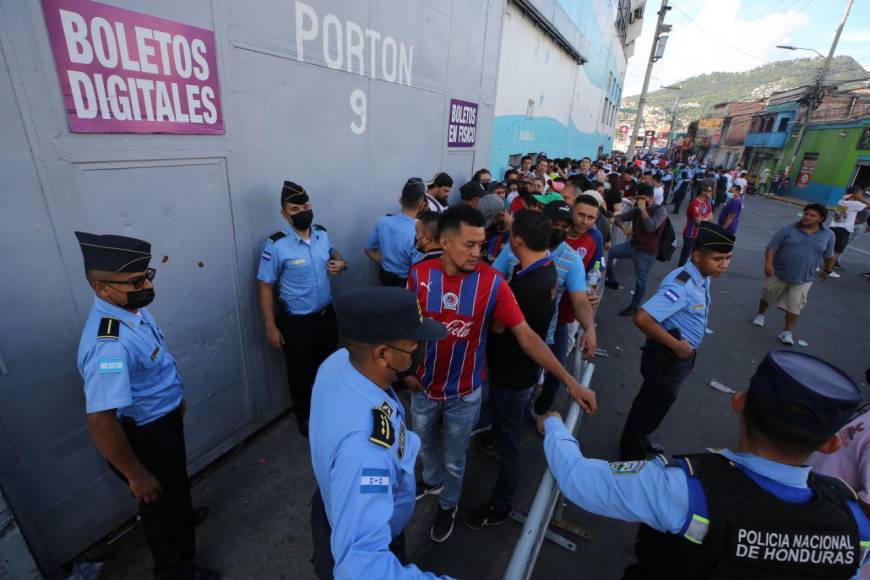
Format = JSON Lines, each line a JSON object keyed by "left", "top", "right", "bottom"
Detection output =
{"left": 670, "top": 5, "right": 771, "bottom": 64}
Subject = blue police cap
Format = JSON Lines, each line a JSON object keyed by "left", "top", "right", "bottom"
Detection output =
{"left": 75, "top": 231, "right": 151, "bottom": 273}
{"left": 335, "top": 288, "right": 446, "bottom": 344}
{"left": 749, "top": 350, "right": 861, "bottom": 435}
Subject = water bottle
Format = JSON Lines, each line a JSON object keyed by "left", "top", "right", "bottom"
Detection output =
{"left": 587, "top": 260, "right": 602, "bottom": 291}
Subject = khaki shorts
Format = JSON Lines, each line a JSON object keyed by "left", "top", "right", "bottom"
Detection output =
{"left": 761, "top": 276, "right": 812, "bottom": 315}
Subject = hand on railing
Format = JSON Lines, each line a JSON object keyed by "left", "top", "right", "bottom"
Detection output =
{"left": 565, "top": 378, "right": 597, "bottom": 414}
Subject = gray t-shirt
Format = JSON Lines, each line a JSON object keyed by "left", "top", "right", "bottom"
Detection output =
{"left": 767, "top": 223, "right": 835, "bottom": 284}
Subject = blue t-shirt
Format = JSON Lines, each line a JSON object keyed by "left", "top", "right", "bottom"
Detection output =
{"left": 717, "top": 197, "right": 744, "bottom": 235}
{"left": 767, "top": 223, "right": 835, "bottom": 284}
{"left": 366, "top": 213, "right": 420, "bottom": 277}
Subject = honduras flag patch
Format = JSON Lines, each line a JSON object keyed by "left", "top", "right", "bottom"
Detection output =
{"left": 360, "top": 468, "right": 390, "bottom": 494}
{"left": 261, "top": 250, "right": 271, "bottom": 261}
{"left": 664, "top": 289, "right": 680, "bottom": 303}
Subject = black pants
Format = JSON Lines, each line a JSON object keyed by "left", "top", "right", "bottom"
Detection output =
{"left": 619, "top": 338, "right": 695, "bottom": 460}
{"left": 115, "top": 407, "right": 195, "bottom": 580}
{"left": 309, "top": 488, "right": 407, "bottom": 579}
{"left": 277, "top": 306, "right": 338, "bottom": 424}
{"left": 378, "top": 267, "right": 408, "bottom": 288}
{"left": 671, "top": 188, "right": 688, "bottom": 213}
{"left": 489, "top": 386, "right": 533, "bottom": 512}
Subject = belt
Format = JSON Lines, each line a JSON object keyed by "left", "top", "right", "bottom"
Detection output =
{"left": 286, "top": 304, "right": 333, "bottom": 320}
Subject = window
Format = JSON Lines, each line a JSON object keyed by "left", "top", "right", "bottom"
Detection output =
{"left": 601, "top": 98, "right": 609, "bottom": 124}
{"left": 777, "top": 117, "right": 789, "bottom": 132}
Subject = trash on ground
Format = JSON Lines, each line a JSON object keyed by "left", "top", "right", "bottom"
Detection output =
{"left": 705, "top": 328, "right": 714, "bottom": 335}
{"left": 709, "top": 380, "right": 736, "bottom": 394}
{"left": 615, "top": 346, "right": 623, "bottom": 351}
{"left": 798, "top": 340, "right": 809, "bottom": 347}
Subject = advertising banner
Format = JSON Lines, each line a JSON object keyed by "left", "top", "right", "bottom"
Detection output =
{"left": 42, "top": 0, "right": 224, "bottom": 134}
{"left": 795, "top": 153, "right": 819, "bottom": 189}
{"left": 447, "top": 98, "right": 477, "bottom": 147}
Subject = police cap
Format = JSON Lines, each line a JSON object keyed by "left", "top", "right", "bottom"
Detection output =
{"left": 335, "top": 288, "right": 446, "bottom": 344}
{"left": 749, "top": 350, "right": 862, "bottom": 436}
{"left": 281, "top": 180, "right": 309, "bottom": 205}
{"left": 75, "top": 231, "right": 151, "bottom": 272}
{"left": 695, "top": 222, "right": 735, "bottom": 253}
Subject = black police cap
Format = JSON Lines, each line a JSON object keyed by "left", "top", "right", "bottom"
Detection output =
{"left": 335, "top": 288, "right": 446, "bottom": 344}
{"left": 749, "top": 350, "right": 861, "bottom": 436}
{"left": 695, "top": 222, "right": 735, "bottom": 253}
{"left": 75, "top": 231, "right": 151, "bottom": 272}
{"left": 281, "top": 181, "right": 309, "bottom": 205}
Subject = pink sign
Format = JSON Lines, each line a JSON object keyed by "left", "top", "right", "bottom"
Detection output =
{"left": 42, "top": 0, "right": 224, "bottom": 134}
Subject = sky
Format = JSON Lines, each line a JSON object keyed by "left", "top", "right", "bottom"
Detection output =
{"left": 623, "top": 0, "right": 870, "bottom": 97}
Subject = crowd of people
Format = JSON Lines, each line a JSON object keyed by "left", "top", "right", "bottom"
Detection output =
{"left": 71, "top": 150, "right": 870, "bottom": 580}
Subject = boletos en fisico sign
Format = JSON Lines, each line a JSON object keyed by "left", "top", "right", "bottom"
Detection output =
{"left": 41, "top": 0, "right": 224, "bottom": 134}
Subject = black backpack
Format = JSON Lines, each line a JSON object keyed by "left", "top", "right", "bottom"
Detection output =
{"left": 657, "top": 217, "right": 677, "bottom": 262}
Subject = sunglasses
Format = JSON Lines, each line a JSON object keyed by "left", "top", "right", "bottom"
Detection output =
{"left": 95, "top": 268, "right": 156, "bottom": 290}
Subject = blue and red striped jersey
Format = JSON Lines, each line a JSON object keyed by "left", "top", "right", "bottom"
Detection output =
{"left": 408, "top": 258, "right": 524, "bottom": 401}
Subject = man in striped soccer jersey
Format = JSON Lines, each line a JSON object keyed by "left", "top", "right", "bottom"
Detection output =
{"left": 404, "top": 205, "right": 597, "bottom": 543}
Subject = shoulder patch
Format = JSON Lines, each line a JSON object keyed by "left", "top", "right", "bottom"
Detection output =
{"left": 370, "top": 408, "right": 395, "bottom": 448}
{"left": 609, "top": 460, "right": 646, "bottom": 475}
{"left": 268, "top": 231, "right": 286, "bottom": 243}
{"left": 97, "top": 317, "right": 120, "bottom": 340}
{"left": 360, "top": 468, "right": 390, "bottom": 494}
{"left": 676, "top": 270, "right": 692, "bottom": 284}
{"left": 313, "top": 224, "right": 327, "bottom": 232}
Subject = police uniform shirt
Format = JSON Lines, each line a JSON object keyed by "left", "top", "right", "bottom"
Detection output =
{"left": 543, "top": 418, "right": 870, "bottom": 566}
{"left": 366, "top": 214, "right": 421, "bottom": 278}
{"left": 309, "top": 349, "right": 447, "bottom": 579}
{"left": 640, "top": 260, "right": 710, "bottom": 349}
{"left": 257, "top": 226, "right": 333, "bottom": 315}
{"left": 77, "top": 296, "right": 183, "bottom": 425}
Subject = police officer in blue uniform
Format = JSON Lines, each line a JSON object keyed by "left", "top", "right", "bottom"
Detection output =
{"left": 75, "top": 232, "right": 217, "bottom": 580}
{"left": 544, "top": 350, "right": 870, "bottom": 579}
{"left": 365, "top": 178, "right": 427, "bottom": 287}
{"left": 309, "top": 287, "right": 452, "bottom": 579}
{"left": 257, "top": 181, "right": 348, "bottom": 437}
{"left": 620, "top": 222, "right": 735, "bottom": 460}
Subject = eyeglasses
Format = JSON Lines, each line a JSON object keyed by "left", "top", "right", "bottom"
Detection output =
{"left": 94, "top": 268, "right": 156, "bottom": 290}
{"left": 385, "top": 344, "right": 415, "bottom": 356}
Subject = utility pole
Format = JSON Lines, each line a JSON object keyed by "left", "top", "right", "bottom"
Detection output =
{"left": 784, "top": 0, "right": 853, "bottom": 175}
{"left": 663, "top": 84, "right": 682, "bottom": 153}
{"left": 626, "top": 0, "right": 672, "bottom": 159}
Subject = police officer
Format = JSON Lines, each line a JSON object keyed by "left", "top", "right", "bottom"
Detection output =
{"left": 309, "top": 287, "right": 451, "bottom": 579}
{"left": 619, "top": 222, "right": 735, "bottom": 460}
{"left": 365, "top": 178, "right": 427, "bottom": 287}
{"left": 74, "top": 232, "right": 217, "bottom": 580}
{"left": 544, "top": 350, "right": 870, "bottom": 579}
{"left": 257, "top": 181, "right": 347, "bottom": 437}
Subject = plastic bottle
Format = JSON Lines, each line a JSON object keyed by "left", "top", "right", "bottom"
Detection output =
{"left": 587, "top": 260, "right": 601, "bottom": 290}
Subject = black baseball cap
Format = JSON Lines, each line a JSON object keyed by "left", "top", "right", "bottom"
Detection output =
{"left": 335, "top": 288, "right": 446, "bottom": 343}
{"left": 542, "top": 200, "right": 573, "bottom": 224}
{"left": 428, "top": 172, "right": 453, "bottom": 188}
{"left": 459, "top": 180, "right": 485, "bottom": 201}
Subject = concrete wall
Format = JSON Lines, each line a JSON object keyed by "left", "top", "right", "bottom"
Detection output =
{"left": 787, "top": 122, "right": 870, "bottom": 205}
{"left": 488, "top": 0, "right": 627, "bottom": 179}
{"left": 0, "top": 0, "right": 504, "bottom": 571}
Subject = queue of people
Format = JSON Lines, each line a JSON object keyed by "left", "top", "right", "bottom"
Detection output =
{"left": 71, "top": 150, "right": 870, "bottom": 580}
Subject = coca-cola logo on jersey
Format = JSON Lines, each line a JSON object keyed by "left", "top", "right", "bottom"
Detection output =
{"left": 445, "top": 320, "right": 473, "bottom": 338}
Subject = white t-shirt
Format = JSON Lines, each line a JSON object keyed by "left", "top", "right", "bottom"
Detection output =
{"left": 829, "top": 198, "right": 867, "bottom": 232}
{"left": 425, "top": 194, "right": 446, "bottom": 213}
{"left": 734, "top": 177, "right": 747, "bottom": 194}
{"left": 653, "top": 186, "right": 664, "bottom": 205}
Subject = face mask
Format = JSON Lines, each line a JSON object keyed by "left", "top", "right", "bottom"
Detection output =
{"left": 122, "top": 287, "right": 155, "bottom": 310}
{"left": 726, "top": 191, "right": 734, "bottom": 200}
{"left": 549, "top": 229, "right": 567, "bottom": 249}
{"left": 290, "top": 209, "right": 314, "bottom": 230}
{"left": 386, "top": 344, "right": 424, "bottom": 377}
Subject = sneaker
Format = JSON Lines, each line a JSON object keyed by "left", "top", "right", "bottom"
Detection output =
{"left": 861, "top": 272, "right": 870, "bottom": 279}
{"left": 430, "top": 506, "right": 458, "bottom": 542}
{"left": 462, "top": 504, "right": 510, "bottom": 530}
{"left": 828, "top": 271, "right": 841, "bottom": 278}
{"left": 833, "top": 262, "right": 843, "bottom": 271}
{"left": 751, "top": 314, "right": 765, "bottom": 327}
{"left": 415, "top": 480, "right": 444, "bottom": 501}
{"left": 619, "top": 304, "right": 638, "bottom": 317}
{"left": 778, "top": 331, "right": 795, "bottom": 346}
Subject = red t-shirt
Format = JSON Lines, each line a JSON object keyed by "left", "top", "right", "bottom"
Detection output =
{"left": 408, "top": 259, "right": 524, "bottom": 401}
{"left": 509, "top": 196, "right": 527, "bottom": 214}
{"left": 556, "top": 234, "right": 596, "bottom": 323}
{"left": 683, "top": 197, "right": 712, "bottom": 238}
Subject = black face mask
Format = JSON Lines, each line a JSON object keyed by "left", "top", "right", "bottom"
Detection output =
{"left": 387, "top": 344, "right": 425, "bottom": 378}
{"left": 549, "top": 229, "right": 567, "bottom": 249}
{"left": 123, "top": 287, "right": 155, "bottom": 310}
{"left": 291, "top": 209, "right": 314, "bottom": 230}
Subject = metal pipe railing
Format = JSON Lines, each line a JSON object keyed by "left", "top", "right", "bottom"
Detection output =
{"left": 503, "top": 361, "right": 596, "bottom": 580}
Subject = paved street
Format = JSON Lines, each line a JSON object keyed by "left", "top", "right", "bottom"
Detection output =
{"left": 65, "top": 195, "right": 870, "bottom": 580}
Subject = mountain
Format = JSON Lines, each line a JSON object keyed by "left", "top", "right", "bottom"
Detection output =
{"left": 619, "top": 55, "right": 867, "bottom": 133}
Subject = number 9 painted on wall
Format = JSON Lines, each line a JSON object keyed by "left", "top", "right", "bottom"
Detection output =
{"left": 350, "top": 89, "right": 366, "bottom": 135}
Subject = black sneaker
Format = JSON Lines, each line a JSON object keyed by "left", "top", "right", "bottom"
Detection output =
{"left": 415, "top": 480, "right": 444, "bottom": 501}
{"left": 862, "top": 272, "right": 870, "bottom": 279}
{"left": 604, "top": 280, "right": 620, "bottom": 290}
{"left": 619, "top": 304, "right": 638, "bottom": 317}
{"left": 833, "top": 262, "right": 844, "bottom": 271}
{"left": 430, "top": 506, "right": 457, "bottom": 542}
{"left": 462, "top": 504, "right": 510, "bottom": 530}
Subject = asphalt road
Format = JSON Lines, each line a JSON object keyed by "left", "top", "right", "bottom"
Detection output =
{"left": 60, "top": 195, "right": 870, "bottom": 580}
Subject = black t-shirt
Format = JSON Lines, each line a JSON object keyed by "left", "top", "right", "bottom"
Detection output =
{"left": 487, "top": 259, "right": 557, "bottom": 389}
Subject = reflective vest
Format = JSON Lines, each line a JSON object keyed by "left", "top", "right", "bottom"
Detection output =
{"left": 633, "top": 453, "right": 869, "bottom": 579}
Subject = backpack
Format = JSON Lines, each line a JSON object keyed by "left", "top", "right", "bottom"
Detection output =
{"left": 657, "top": 217, "right": 677, "bottom": 262}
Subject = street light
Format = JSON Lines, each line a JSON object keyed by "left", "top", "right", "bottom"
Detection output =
{"left": 776, "top": 45, "right": 826, "bottom": 59}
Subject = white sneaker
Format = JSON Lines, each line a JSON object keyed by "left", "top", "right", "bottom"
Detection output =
{"left": 828, "top": 271, "right": 841, "bottom": 278}
{"left": 779, "top": 331, "right": 795, "bottom": 346}
{"left": 752, "top": 314, "right": 765, "bottom": 327}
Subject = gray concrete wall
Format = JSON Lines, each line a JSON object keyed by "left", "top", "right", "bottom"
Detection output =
{"left": 0, "top": 0, "right": 504, "bottom": 572}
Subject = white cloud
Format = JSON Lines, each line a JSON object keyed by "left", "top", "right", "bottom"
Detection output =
{"left": 623, "top": 0, "right": 812, "bottom": 96}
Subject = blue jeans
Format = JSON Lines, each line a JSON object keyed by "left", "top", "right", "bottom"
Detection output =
{"left": 605, "top": 242, "right": 657, "bottom": 307}
{"left": 534, "top": 322, "right": 578, "bottom": 416}
{"left": 411, "top": 388, "right": 482, "bottom": 509}
{"left": 489, "top": 386, "right": 533, "bottom": 511}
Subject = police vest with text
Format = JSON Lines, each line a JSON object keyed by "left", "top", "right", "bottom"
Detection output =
{"left": 635, "top": 453, "right": 870, "bottom": 579}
